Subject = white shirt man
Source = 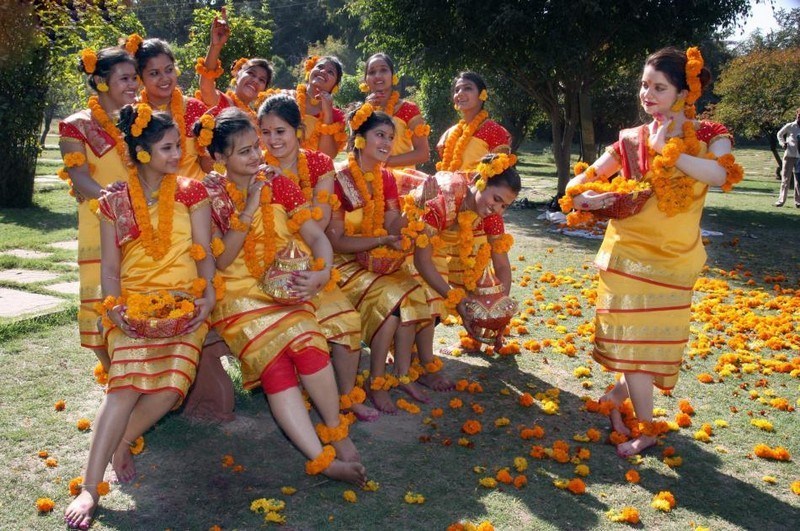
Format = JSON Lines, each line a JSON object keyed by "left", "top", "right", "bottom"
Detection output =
{"left": 775, "top": 109, "right": 800, "bottom": 207}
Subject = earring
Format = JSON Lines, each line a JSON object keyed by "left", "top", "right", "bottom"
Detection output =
{"left": 479, "top": 89, "right": 488, "bottom": 102}
{"left": 670, "top": 97, "right": 685, "bottom": 112}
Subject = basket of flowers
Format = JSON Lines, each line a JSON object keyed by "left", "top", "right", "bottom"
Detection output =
{"left": 593, "top": 187, "right": 653, "bottom": 220}
{"left": 356, "top": 246, "right": 406, "bottom": 275}
{"left": 125, "top": 290, "right": 196, "bottom": 338}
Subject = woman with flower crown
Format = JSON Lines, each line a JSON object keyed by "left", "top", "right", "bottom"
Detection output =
{"left": 286, "top": 55, "right": 348, "bottom": 159}
{"left": 64, "top": 106, "right": 217, "bottom": 530}
{"left": 257, "top": 93, "right": 380, "bottom": 422}
{"left": 201, "top": 107, "right": 367, "bottom": 485}
{"left": 59, "top": 46, "right": 138, "bottom": 373}
{"left": 127, "top": 35, "right": 211, "bottom": 180}
{"left": 361, "top": 53, "right": 431, "bottom": 170}
{"left": 195, "top": 7, "right": 274, "bottom": 123}
{"left": 436, "top": 72, "right": 512, "bottom": 173}
{"left": 563, "top": 47, "right": 743, "bottom": 458}
{"left": 412, "top": 154, "right": 520, "bottom": 353}
{"left": 326, "top": 104, "right": 434, "bottom": 413}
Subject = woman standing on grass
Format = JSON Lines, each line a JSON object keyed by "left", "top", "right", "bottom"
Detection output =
{"left": 65, "top": 106, "right": 216, "bottom": 530}
{"left": 562, "top": 46, "right": 743, "bottom": 457}
{"left": 128, "top": 35, "right": 211, "bottom": 180}
{"left": 202, "top": 108, "right": 367, "bottom": 485}
{"left": 258, "top": 94, "right": 379, "bottom": 421}
{"left": 59, "top": 46, "right": 138, "bottom": 371}
{"left": 436, "top": 72, "right": 511, "bottom": 172}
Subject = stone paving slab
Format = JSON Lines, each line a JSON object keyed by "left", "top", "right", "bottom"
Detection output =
{"left": 1, "top": 249, "right": 53, "bottom": 260}
{"left": 44, "top": 281, "right": 79, "bottom": 296}
{"left": 0, "top": 287, "right": 64, "bottom": 318}
{"left": 0, "top": 269, "right": 61, "bottom": 284}
{"left": 49, "top": 240, "right": 79, "bottom": 251}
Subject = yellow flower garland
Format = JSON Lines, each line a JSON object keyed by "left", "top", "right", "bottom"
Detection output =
{"left": 456, "top": 210, "right": 491, "bottom": 291}
{"left": 437, "top": 110, "right": 489, "bottom": 171}
{"left": 225, "top": 177, "right": 277, "bottom": 279}
{"left": 127, "top": 169, "right": 177, "bottom": 261}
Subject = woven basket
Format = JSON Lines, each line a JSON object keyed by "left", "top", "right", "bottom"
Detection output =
{"left": 594, "top": 189, "right": 653, "bottom": 220}
{"left": 126, "top": 291, "right": 196, "bottom": 338}
{"left": 356, "top": 248, "right": 405, "bottom": 275}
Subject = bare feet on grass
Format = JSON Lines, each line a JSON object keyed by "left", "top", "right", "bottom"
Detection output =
{"left": 368, "top": 388, "right": 398, "bottom": 414}
{"left": 398, "top": 381, "right": 430, "bottom": 403}
{"left": 323, "top": 459, "right": 367, "bottom": 487}
{"left": 417, "top": 372, "right": 455, "bottom": 392}
{"left": 616, "top": 435, "right": 657, "bottom": 458}
{"left": 64, "top": 490, "right": 98, "bottom": 530}
{"left": 332, "top": 436, "right": 361, "bottom": 463}
{"left": 350, "top": 402, "right": 380, "bottom": 422}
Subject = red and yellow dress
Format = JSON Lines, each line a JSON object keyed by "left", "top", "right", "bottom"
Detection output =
{"left": 333, "top": 166, "right": 430, "bottom": 345}
{"left": 592, "top": 121, "right": 732, "bottom": 390}
{"left": 206, "top": 175, "right": 330, "bottom": 393}
{"left": 272, "top": 149, "right": 362, "bottom": 353}
{"left": 436, "top": 118, "right": 511, "bottom": 172}
{"left": 60, "top": 110, "right": 129, "bottom": 350}
{"left": 97, "top": 178, "right": 210, "bottom": 405}
{"left": 388, "top": 101, "right": 427, "bottom": 166}
{"left": 424, "top": 172, "right": 506, "bottom": 292}
{"left": 139, "top": 89, "right": 208, "bottom": 180}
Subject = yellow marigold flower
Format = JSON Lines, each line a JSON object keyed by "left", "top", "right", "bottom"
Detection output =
{"left": 791, "top": 481, "right": 800, "bottom": 495}
{"left": 35, "top": 497, "right": 55, "bottom": 513}
{"left": 479, "top": 477, "right": 497, "bottom": 488}
{"left": 762, "top": 476, "right": 777, "bottom": 484}
{"left": 76, "top": 418, "right": 91, "bottom": 431}
{"left": 714, "top": 419, "right": 729, "bottom": 428}
{"left": 45, "top": 457, "right": 58, "bottom": 467}
{"left": 362, "top": 480, "right": 380, "bottom": 492}
{"left": 403, "top": 491, "right": 425, "bottom": 504}
{"left": 574, "top": 464, "right": 590, "bottom": 477}
{"left": 280, "top": 486, "right": 297, "bottom": 496}
{"left": 751, "top": 419, "right": 774, "bottom": 432}
{"left": 494, "top": 417, "right": 510, "bottom": 427}
{"left": 663, "top": 456, "right": 683, "bottom": 468}
{"left": 514, "top": 457, "right": 528, "bottom": 472}
{"left": 264, "top": 511, "right": 286, "bottom": 524}
{"left": 651, "top": 491, "right": 676, "bottom": 512}
{"left": 457, "top": 437, "right": 471, "bottom": 447}
{"left": 573, "top": 366, "right": 591, "bottom": 378}
{"left": 343, "top": 490, "right": 357, "bottom": 503}
{"left": 694, "top": 430, "right": 711, "bottom": 442}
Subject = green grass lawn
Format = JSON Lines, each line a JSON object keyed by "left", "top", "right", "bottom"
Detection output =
{"left": 1, "top": 144, "right": 797, "bottom": 529}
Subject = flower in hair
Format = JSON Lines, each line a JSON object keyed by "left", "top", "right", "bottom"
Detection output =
{"left": 479, "top": 89, "right": 488, "bottom": 102}
{"left": 197, "top": 114, "right": 215, "bottom": 148}
{"left": 81, "top": 48, "right": 97, "bottom": 74}
{"left": 130, "top": 103, "right": 153, "bottom": 137}
{"left": 392, "top": 73, "right": 399, "bottom": 85}
{"left": 359, "top": 82, "right": 369, "bottom": 93}
{"left": 683, "top": 46, "right": 704, "bottom": 119}
{"left": 230, "top": 57, "right": 248, "bottom": 78}
{"left": 354, "top": 135, "right": 366, "bottom": 150}
{"left": 349, "top": 103, "right": 374, "bottom": 132}
{"left": 96, "top": 82, "right": 109, "bottom": 93}
{"left": 136, "top": 150, "right": 151, "bottom": 163}
{"left": 304, "top": 55, "right": 320, "bottom": 79}
{"left": 125, "top": 34, "right": 143, "bottom": 56}
{"left": 475, "top": 153, "right": 517, "bottom": 191}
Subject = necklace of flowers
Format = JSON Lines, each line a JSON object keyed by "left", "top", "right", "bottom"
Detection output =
{"left": 437, "top": 110, "right": 489, "bottom": 171}
{"left": 127, "top": 167, "right": 177, "bottom": 261}
{"left": 295, "top": 83, "right": 326, "bottom": 150}
{"left": 140, "top": 87, "right": 188, "bottom": 166}
{"left": 264, "top": 149, "right": 313, "bottom": 202}
{"left": 374, "top": 90, "right": 400, "bottom": 117}
{"left": 456, "top": 209, "right": 491, "bottom": 292}
{"left": 88, "top": 95, "right": 131, "bottom": 167}
{"left": 346, "top": 152, "right": 384, "bottom": 238}
{"left": 646, "top": 120, "right": 700, "bottom": 217}
{"left": 226, "top": 89, "right": 257, "bottom": 121}
{"left": 225, "top": 175, "right": 276, "bottom": 279}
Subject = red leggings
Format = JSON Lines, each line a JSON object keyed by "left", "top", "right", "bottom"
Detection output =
{"left": 259, "top": 344, "right": 329, "bottom": 394}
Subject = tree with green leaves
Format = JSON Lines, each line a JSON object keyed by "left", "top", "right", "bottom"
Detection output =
{"left": 713, "top": 48, "right": 800, "bottom": 176}
{"left": 352, "top": 0, "right": 751, "bottom": 195}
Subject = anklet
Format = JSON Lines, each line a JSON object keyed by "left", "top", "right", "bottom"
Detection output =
{"left": 78, "top": 481, "right": 110, "bottom": 496}
{"left": 315, "top": 414, "right": 351, "bottom": 443}
{"left": 370, "top": 374, "right": 399, "bottom": 391}
{"left": 339, "top": 386, "right": 366, "bottom": 409}
{"left": 305, "top": 445, "right": 336, "bottom": 475}
{"left": 424, "top": 356, "right": 443, "bottom": 373}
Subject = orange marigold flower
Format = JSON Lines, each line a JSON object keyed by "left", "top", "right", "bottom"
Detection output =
{"left": 791, "top": 481, "right": 800, "bottom": 496}
{"left": 449, "top": 397, "right": 463, "bottom": 409}
{"left": 37, "top": 450, "right": 48, "bottom": 458}
{"left": 430, "top": 408, "right": 444, "bottom": 418}
{"left": 586, "top": 428, "right": 601, "bottom": 442}
{"left": 35, "top": 497, "right": 55, "bottom": 513}
{"left": 519, "top": 392, "right": 534, "bottom": 407}
{"left": 675, "top": 412, "right": 692, "bottom": 427}
{"left": 97, "top": 482, "right": 110, "bottom": 496}
{"left": 45, "top": 457, "right": 58, "bottom": 467}
{"left": 662, "top": 446, "right": 676, "bottom": 457}
{"left": 576, "top": 448, "right": 591, "bottom": 460}
{"left": 678, "top": 399, "right": 695, "bottom": 415}
{"left": 68, "top": 476, "right": 83, "bottom": 496}
{"left": 76, "top": 418, "right": 91, "bottom": 431}
{"left": 189, "top": 243, "right": 206, "bottom": 261}
{"left": 609, "top": 431, "right": 628, "bottom": 445}
{"left": 567, "top": 478, "right": 586, "bottom": 494}
{"left": 530, "top": 445, "right": 546, "bottom": 459}
{"left": 496, "top": 469, "right": 513, "bottom": 484}
{"left": 221, "top": 454, "right": 235, "bottom": 467}
{"left": 697, "top": 373, "right": 714, "bottom": 383}
{"left": 625, "top": 469, "right": 640, "bottom": 484}
{"left": 462, "top": 419, "right": 482, "bottom": 435}
{"left": 471, "top": 403, "right": 484, "bottom": 414}
{"left": 54, "top": 400, "right": 66, "bottom": 411}
{"left": 513, "top": 475, "right": 527, "bottom": 489}
{"left": 129, "top": 436, "right": 145, "bottom": 455}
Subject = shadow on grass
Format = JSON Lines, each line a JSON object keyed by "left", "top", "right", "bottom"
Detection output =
{"left": 87, "top": 350, "right": 799, "bottom": 529}
{"left": 0, "top": 199, "right": 75, "bottom": 234}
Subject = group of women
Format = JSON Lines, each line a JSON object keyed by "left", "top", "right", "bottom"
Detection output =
{"left": 58, "top": 10, "right": 741, "bottom": 528}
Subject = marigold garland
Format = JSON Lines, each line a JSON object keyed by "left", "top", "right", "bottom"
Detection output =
{"left": 437, "top": 110, "right": 489, "bottom": 171}
{"left": 373, "top": 90, "right": 400, "bottom": 117}
{"left": 226, "top": 176, "right": 277, "bottom": 279}
{"left": 490, "top": 233, "right": 514, "bottom": 254}
{"left": 195, "top": 57, "right": 223, "bottom": 79}
{"left": 315, "top": 414, "right": 350, "bottom": 443}
{"left": 63, "top": 152, "right": 87, "bottom": 168}
{"left": 457, "top": 210, "right": 492, "bottom": 291}
{"left": 88, "top": 95, "right": 130, "bottom": 165}
{"left": 445, "top": 288, "right": 466, "bottom": 310}
{"left": 264, "top": 149, "right": 313, "bottom": 201}
{"left": 346, "top": 152, "right": 385, "bottom": 238}
{"left": 210, "top": 237, "right": 225, "bottom": 257}
{"left": 189, "top": 243, "right": 207, "bottom": 261}
{"left": 125, "top": 33, "right": 143, "bottom": 55}
{"left": 339, "top": 386, "right": 366, "bottom": 410}
{"left": 305, "top": 445, "right": 336, "bottom": 475}
{"left": 127, "top": 169, "right": 177, "bottom": 261}
{"left": 139, "top": 87, "right": 188, "bottom": 167}
{"left": 196, "top": 114, "right": 215, "bottom": 157}
{"left": 80, "top": 48, "right": 97, "bottom": 74}
{"left": 475, "top": 153, "right": 517, "bottom": 191}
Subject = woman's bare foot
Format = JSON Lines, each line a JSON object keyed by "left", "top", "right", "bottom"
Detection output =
{"left": 368, "top": 389, "right": 398, "bottom": 414}
{"left": 616, "top": 435, "right": 657, "bottom": 458}
{"left": 332, "top": 436, "right": 361, "bottom": 463}
{"left": 600, "top": 397, "right": 631, "bottom": 437}
{"left": 323, "top": 459, "right": 367, "bottom": 487}
{"left": 350, "top": 402, "right": 380, "bottom": 422}
{"left": 64, "top": 490, "right": 98, "bottom": 530}
{"left": 398, "top": 381, "right": 430, "bottom": 403}
{"left": 417, "top": 373, "right": 455, "bottom": 392}
{"left": 111, "top": 442, "right": 136, "bottom": 483}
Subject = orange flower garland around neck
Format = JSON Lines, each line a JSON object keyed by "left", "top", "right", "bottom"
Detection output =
{"left": 88, "top": 95, "right": 131, "bottom": 166}
{"left": 225, "top": 175, "right": 277, "bottom": 279}
{"left": 263, "top": 149, "right": 313, "bottom": 201}
{"left": 139, "top": 87, "right": 188, "bottom": 166}
{"left": 374, "top": 90, "right": 400, "bottom": 117}
{"left": 346, "top": 152, "right": 385, "bottom": 238}
{"left": 457, "top": 210, "right": 492, "bottom": 292}
{"left": 127, "top": 168, "right": 177, "bottom": 261}
{"left": 437, "top": 110, "right": 489, "bottom": 171}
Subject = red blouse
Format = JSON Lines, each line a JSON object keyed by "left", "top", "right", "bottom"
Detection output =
{"left": 333, "top": 167, "right": 400, "bottom": 212}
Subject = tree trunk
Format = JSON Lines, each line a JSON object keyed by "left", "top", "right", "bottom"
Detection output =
{"left": 578, "top": 89, "right": 596, "bottom": 163}
{"left": 40, "top": 105, "right": 55, "bottom": 147}
{"left": 762, "top": 126, "right": 782, "bottom": 180}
